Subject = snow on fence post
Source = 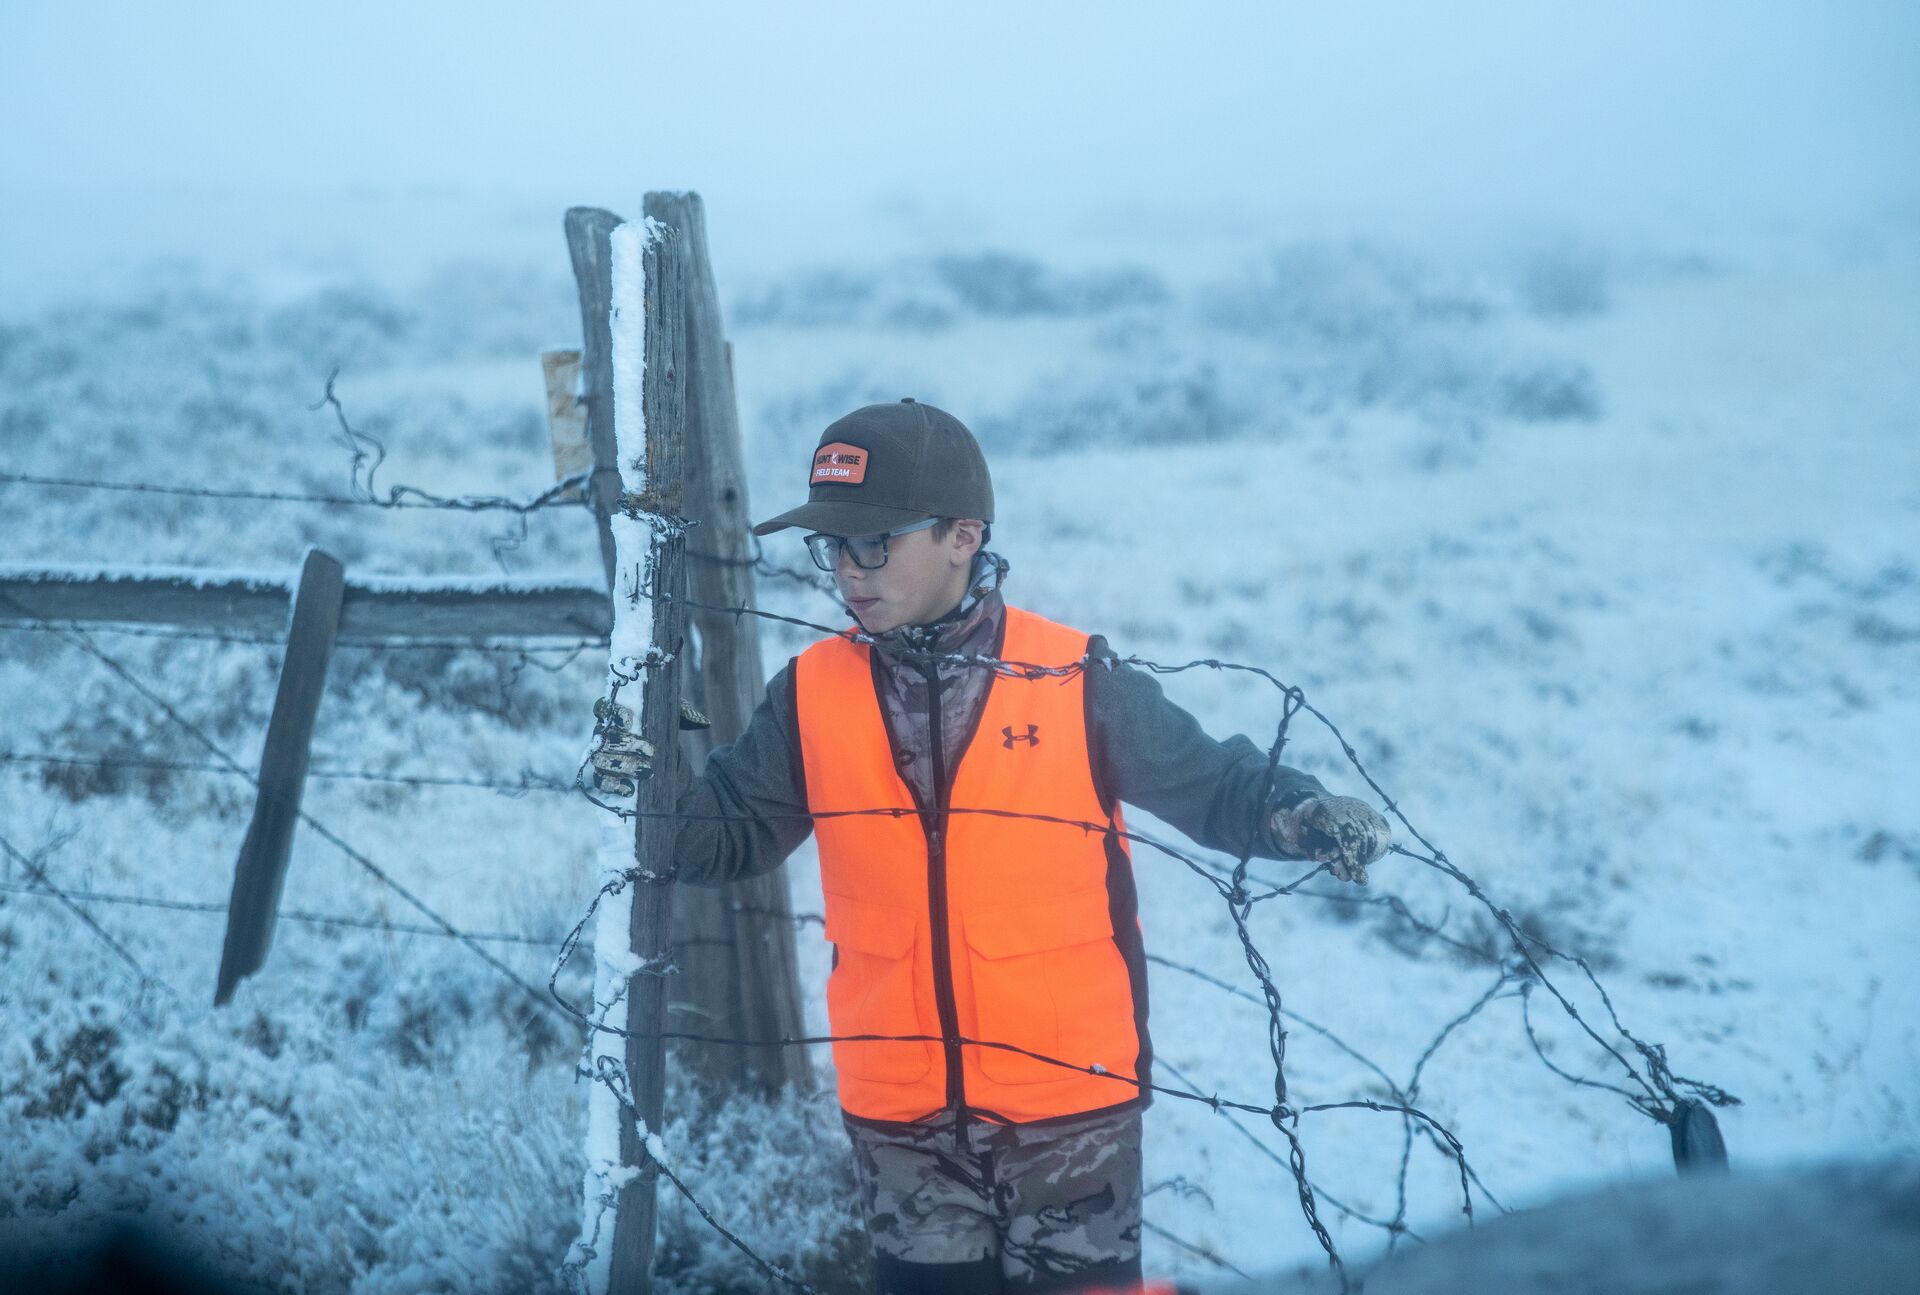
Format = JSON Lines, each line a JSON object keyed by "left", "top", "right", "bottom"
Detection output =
{"left": 642, "top": 188, "right": 813, "bottom": 1097}
{"left": 576, "top": 214, "right": 688, "bottom": 1295}
{"left": 213, "top": 545, "right": 345, "bottom": 1006}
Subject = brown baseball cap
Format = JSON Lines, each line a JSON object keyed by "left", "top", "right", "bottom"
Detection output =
{"left": 752, "top": 398, "right": 995, "bottom": 537}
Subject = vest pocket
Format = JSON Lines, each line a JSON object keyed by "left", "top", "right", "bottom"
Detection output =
{"left": 962, "top": 887, "right": 1134, "bottom": 1086}
{"left": 823, "top": 893, "right": 934, "bottom": 1084}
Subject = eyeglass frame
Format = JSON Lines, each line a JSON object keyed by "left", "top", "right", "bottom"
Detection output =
{"left": 803, "top": 515, "right": 944, "bottom": 572}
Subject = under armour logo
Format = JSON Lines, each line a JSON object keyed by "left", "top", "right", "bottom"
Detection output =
{"left": 1002, "top": 724, "right": 1040, "bottom": 749}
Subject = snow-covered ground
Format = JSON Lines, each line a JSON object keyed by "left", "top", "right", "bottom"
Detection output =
{"left": 2, "top": 204, "right": 1915, "bottom": 1291}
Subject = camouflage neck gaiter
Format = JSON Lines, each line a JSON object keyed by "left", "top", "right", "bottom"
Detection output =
{"left": 868, "top": 550, "right": 1010, "bottom": 809}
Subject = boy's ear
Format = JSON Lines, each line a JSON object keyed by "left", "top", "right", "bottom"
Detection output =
{"left": 952, "top": 518, "right": 985, "bottom": 557}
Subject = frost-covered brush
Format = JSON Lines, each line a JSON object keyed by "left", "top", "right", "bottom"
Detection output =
{"left": 0, "top": 826, "right": 178, "bottom": 1001}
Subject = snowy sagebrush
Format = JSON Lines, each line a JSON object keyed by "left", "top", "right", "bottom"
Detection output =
{"left": 733, "top": 237, "right": 1604, "bottom": 464}
{"left": 0, "top": 931, "right": 585, "bottom": 1294}
{"left": 728, "top": 249, "right": 1168, "bottom": 332}
{"left": 648, "top": 1082, "right": 868, "bottom": 1295}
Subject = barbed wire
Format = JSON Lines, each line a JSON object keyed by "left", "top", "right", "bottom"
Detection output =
{"left": 7, "top": 772, "right": 1490, "bottom": 1275}
{"left": 1, "top": 750, "right": 575, "bottom": 797}
{"left": 313, "top": 368, "right": 599, "bottom": 570}
{"left": 685, "top": 534, "right": 842, "bottom": 599}
{"left": 1155, "top": 1054, "right": 1424, "bottom": 1244}
{"left": 0, "top": 879, "right": 560, "bottom": 947}
{"left": 0, "top": 485, "right": 1741, "bottom": 1284}
{"left": 549, "top": 551, "right": 1740, "bottom": 1287}
{"left": 0, "top": 366, "right": 604, "bottom": 580}
{"left": 0, "top": 468, "right": 421, "bottom": 510}
{"left": 1388, "top": 973, "right": 1519, "bottom": 1247}
{"left": 0, "top": 825, "right": 179, "bottom": 1001}
{"left": 546, "top": 860, "right": 1469, "bottom": 1293}
{"left": 0, "top": 378, "right": 588, "bottom": 524}
{"left": 0, "top": 617, "right": 610, "bottom": 657}
{"left": 1148, "top": 952, "right": 1512, "bottom": 1230}
{"left": 622, "top": 569, "right": 1739, "bottom": 1117}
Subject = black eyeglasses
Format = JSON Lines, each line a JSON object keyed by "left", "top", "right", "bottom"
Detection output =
{"left": 803, "top": 516, "right": 942, "bottom": 572}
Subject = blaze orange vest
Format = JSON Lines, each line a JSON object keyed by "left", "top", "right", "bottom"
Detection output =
{"left": 795, "top": 605, "right": 1151, "bottom": 1126}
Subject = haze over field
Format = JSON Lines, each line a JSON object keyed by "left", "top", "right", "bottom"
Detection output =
{"left": 3, "top": 0, "right": 1917, "bottom": 308}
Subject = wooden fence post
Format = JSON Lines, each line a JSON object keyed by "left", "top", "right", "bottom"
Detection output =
{"left": 577, "top": 214, "right": 687, "bottom": 1295}
{"left": 541, "top": 348, "right": 591, "bottom": 504}
{"left": 214, "top": 545, "right": 345, "bottom": 1005}
{"left": 643, "top": 189, "right": 813, "bottom": 1097}
{"left": 564, "top": 207, "right": 627, "bottom": 597}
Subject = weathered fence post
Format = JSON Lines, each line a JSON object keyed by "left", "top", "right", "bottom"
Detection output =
{"left": 564, "top": 207, "right": 628, "bottom": 597}
{"left": 542, "top": 348, "right": 591, "bottom": 504}
{"left": 577, "top": 214, "right": 687, "bottom": 1295}
{"left": 643, "top": 188, "right": 812, "bottom": 1096}
{"left": 213, "top": 545, "right": 344, "bottom": 1005}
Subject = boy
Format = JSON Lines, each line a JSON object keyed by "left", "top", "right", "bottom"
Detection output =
{"left": 592, "top": 399, "right": 1390, "bottom": 1293}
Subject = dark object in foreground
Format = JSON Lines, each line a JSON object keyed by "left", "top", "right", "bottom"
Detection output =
{"left": 3, "top": 1222, "right": 263, "bottom": 1295}
{"left": 1201, "top": 1158, "right": 1920, "bottom": 1294}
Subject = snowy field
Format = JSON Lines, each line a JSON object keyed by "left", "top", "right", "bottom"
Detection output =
{"left": 2, "top": 201, "right": 1916, "bottom": 1291}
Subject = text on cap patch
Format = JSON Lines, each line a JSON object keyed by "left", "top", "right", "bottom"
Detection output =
{"left": 812, "top": 441, "right": 869, "bottom": 485}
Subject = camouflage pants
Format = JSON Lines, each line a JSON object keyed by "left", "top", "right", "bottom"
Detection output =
{"left": 844, "top": 1104, "right": 1143, "bottom": 1292}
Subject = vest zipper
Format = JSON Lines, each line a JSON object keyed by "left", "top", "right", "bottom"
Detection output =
{"left": 919, "top": 657, "right": 970, "bottom": 1145}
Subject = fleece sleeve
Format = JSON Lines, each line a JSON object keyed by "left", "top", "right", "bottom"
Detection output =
{"left": 667, "top": 659, "right": 816, "bottom": 887}
{"left": 1083, "top": 634, "right": 1329, "bottom": 861}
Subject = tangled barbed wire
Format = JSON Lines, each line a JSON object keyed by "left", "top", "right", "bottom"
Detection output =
{"left": 0, "top": 449, "right": 1739, "bottom": 1288}
{"left": 2, "top": 370, "right": 603, "bottom": 573}
{"left": 547, "top": 545, "right": 1739, "bottom": 1290}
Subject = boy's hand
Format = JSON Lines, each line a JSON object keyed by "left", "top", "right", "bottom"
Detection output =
{"left": 588, "top": 696, "right": 712, "bottom": 796}
{"left": 1273, "top": 795, "right": 1392, "bottom": 884}
{"left": 590, "top": 697, "right": 652, "bottom": 796}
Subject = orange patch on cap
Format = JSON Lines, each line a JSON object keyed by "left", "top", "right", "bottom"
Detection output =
{"left": 811, "top": 441, "right": 869, "bottom": 485}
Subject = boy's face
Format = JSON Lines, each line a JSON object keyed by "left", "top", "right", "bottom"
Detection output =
{"left": 834, "top": 520, "right": 984, "bottom": 634}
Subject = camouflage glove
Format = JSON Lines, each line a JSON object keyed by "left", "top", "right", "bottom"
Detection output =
{"left": 588, "top": 696, "right": 711, "bottom": 797}
{"left": 1272, "top": 794, "right": 1392, "bottom": 884}
{"left": 588, "top": 697, "right": 652, "bottom": 797}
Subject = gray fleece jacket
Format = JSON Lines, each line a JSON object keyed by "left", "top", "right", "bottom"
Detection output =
{"left": 670, "top": 551, "right": 1329, "bottom": 886}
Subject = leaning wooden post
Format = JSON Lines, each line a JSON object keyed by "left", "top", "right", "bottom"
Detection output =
{"left": 1669, "top": 1099, "right": 1729, "bottom": 1173}
{"left": 213, "top": 545, "right": 345, "bottom": 1005}
{"left": 643, "top": 189, "right": 813, "bottom": 1096}
{"left": 577, "top": 215, "right": 687, "bottom": 1295}
{"left": 565, "top": 206, "right": 627, "bottom": 596}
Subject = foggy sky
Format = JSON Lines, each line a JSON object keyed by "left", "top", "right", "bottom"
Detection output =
{"left": 2, "top": 0, "right": 1916, "bottom": 292}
